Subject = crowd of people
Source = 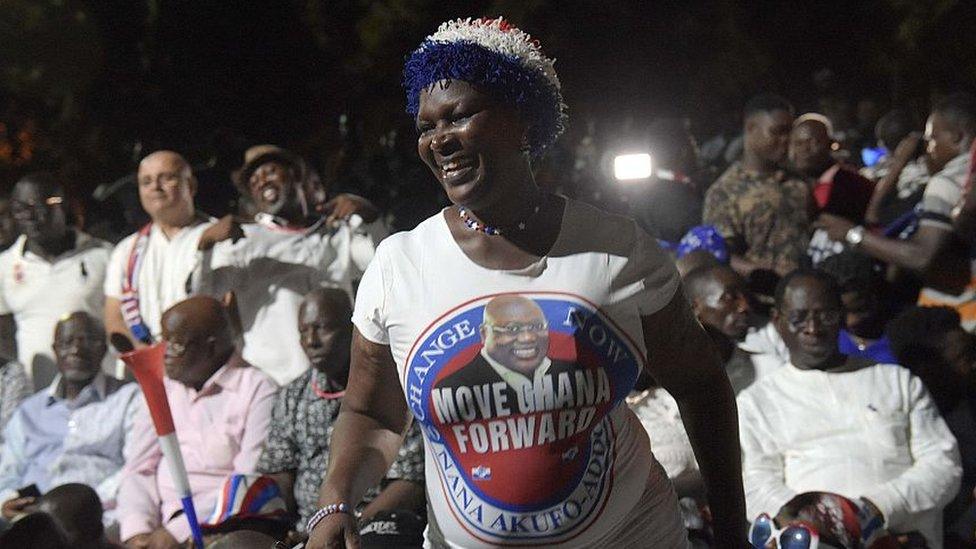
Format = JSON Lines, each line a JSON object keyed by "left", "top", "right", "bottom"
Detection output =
{"left": 0, "top": 15, "right": 974, "bottom": 549}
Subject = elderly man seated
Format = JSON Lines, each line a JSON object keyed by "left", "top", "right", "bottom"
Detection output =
{"left": 118, "top": 296, "right": 277, "bottom": 548}
{"left": 738, "top": 270, "right": 962, "bottom": 547}
{"left": 257, "top": 288, "right": 424, "bottom": 535}
{"left": 0, "top": 312, "right": 140, "bottom": 523}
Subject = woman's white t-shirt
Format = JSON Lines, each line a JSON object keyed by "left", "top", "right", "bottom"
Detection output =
{"left": 353, "top": 199, "right": 681, "bottom": 548}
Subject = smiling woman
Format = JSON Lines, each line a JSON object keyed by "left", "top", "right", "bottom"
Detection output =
{"left": 307, "top": 17, "right": 748, "bottom": 549}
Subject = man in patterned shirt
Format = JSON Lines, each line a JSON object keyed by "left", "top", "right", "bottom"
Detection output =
{"left": 257, "top": 288, "right": 424, "bottom": 532}
{"left": 704, "top": 93, "right": 811, "bottom": 276}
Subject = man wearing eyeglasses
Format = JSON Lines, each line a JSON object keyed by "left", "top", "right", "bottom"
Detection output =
{"left": 737, "top": 270, "right": 961, "bottom": 547}
{"left": 435, "top": 295, "right": 578, "bottom": 420}
{"left": 0, "top": 173, "right": 113, "bottom": 390}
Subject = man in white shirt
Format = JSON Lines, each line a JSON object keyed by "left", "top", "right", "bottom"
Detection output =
{"left": 0, "top": 173, "right": 113, "bottom": 389}
{"left": 195, "top": 149, "right": 380, "bottom": 385}
{"left": 104, "top": 151, "right": 218, "bottom": 349}
{"left": 738, "top": 270, "right": 962, "bottom": 547}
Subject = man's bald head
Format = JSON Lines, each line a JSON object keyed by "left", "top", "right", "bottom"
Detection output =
{"left": 483, "top": 295, "right": 544, "bottom": 326}
{"left": 299, "top": 287, "right": 353, "bottom": 380}
{"left": 139, "top": 150, "right": 191, "bottom": 175}
{"left": 37, "top": 483, "right": 104, "bottom": 546}
{"left": 480, "top": 295, "right": 549, "bottom": 376}
{"left": 137, "top": 150, "right": 197, "bottom": 224}
{"left": 161, "top": 296, "right": 236, "bottom": 390}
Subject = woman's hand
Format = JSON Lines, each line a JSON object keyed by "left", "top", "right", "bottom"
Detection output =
{"left": 304, "top": 513, "right": 361, "bottom": 549}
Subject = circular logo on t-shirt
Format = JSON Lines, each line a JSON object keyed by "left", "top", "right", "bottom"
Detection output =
{"left": 403, "top": 292, "right": 644, "bottom": 544}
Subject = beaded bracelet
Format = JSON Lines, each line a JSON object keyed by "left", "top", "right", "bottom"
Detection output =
{"left": 306, "top": 502, "right": 352, "bottom": 533}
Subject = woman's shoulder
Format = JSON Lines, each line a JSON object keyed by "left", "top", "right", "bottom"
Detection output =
{"left": 375, "top": 210, "right": 448, "bottom": 258}
{"left": 556, "top": 198, "right": 652, "bottom": 259}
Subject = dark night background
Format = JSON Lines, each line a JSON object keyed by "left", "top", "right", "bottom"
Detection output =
{"left": 2, "top": 0, "right": 976, "bottom": 230}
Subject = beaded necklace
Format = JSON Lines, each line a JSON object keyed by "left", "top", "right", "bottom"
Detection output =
{"left": 311, "top": 375, "right": 346, "bottom": 400}
{"left": 456, "top": 199, "right": 541, "bottom": 236}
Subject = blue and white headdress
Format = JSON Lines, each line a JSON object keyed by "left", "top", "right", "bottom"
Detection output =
{"left": 404, "top": 17, "right": 567, "bottom": 159}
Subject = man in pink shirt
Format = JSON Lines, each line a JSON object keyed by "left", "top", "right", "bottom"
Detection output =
{"left": 118, "top": 296, "right": 277, "bottom": 548}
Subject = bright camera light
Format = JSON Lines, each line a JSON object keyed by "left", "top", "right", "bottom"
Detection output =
{"left": 613, "top": 153, "right": 653, "bottom": 181}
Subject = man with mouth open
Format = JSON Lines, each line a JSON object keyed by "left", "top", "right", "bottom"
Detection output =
{"left": 194, "top": 149, "right": 382, "bottom": 385}
{"left": 737, "top": 270, "right": 962, "bottom": 547}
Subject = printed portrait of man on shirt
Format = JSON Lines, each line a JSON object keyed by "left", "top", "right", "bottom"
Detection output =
{"left": 427, "top": 295, "right": 618, "bottom": 508}
{"left": 434, "top": 295, "right": 585, "bottom": 417}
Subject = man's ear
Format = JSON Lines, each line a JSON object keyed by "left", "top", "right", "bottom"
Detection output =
{"left": 221, "top": 291, "right": 244, "bottom": 344}
{"left": 950, "top": 129, "right": 969, "bottom": 153}
{"left": 188, "top": 175, "right": 198, "bottom": 197}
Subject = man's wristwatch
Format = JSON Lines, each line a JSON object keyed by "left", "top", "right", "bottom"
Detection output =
{"left": 845, "top": 225, "right": 866, "bottom": 248}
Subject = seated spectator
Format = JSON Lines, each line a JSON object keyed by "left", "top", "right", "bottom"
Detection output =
{"left": 0, "top": 173, "right": 113, "bottom": 389}
{"left": 257, "top": 288, "right": 424, "bottom": 533}
{"left": 887, "top": 306, "right": 976, "bottom": 544}
{"left": 682, "top": 263, "right": 779, "bottom": 393}
{"left": 819, "top": 251, "right": 896, "bottom": 363}
{"left": 0, "top": 313, "right": 140, "bottom": 521}
{"left": 790, "top": 113, "right": 876, "bottom": 265}
{"left": 195, "top": 149, "right": 381, "bottom": 385}
{"left": 704, "top": 93, "right": 811, "bottom": 276}
{"left": 118, "top": 296, "right": 277, "bottom": 548}
{"left": 738, "top": 270, "right": 962, "bottom": 546}
{"left": 37, "top": 483, "right": 119, "bottom": 549}
{"left": 818, "top": 92, "right": 976, "bottom": 329}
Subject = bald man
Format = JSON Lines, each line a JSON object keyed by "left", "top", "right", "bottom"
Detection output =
{"left": 104, "top": 151, "right": 223, "bottom": 350}
{"left": 0, "top": 173, "right": 113, "bottom": 389}
{"left": 37, "top": 483, "right": 116, "bottom": 549}
{"left": 118, "top": 296, "right": 276, "bottom": 548}
{"left": 435, "top": 295, "right": 579, "bottom": 421}
{"left": 789, "top": 115, "right": 875, "bottom": 265}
